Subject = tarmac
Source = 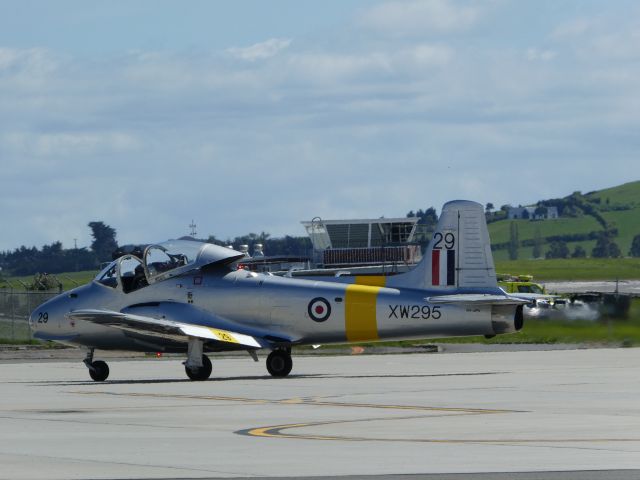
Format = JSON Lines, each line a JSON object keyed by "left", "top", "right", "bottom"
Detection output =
{"left": 1, "top": 347, "right": 640, "bottom": 479}
{"left": 543, "top": 280, "right": 640, "bottom": 295}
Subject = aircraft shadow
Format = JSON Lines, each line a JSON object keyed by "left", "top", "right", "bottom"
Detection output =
{"left": 23, "top": 371, "right": 505, "bottom": 387}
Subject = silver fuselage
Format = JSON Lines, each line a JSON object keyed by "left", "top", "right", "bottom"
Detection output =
{"left": 30, "top": 268, "right": 507, "bottom": 352}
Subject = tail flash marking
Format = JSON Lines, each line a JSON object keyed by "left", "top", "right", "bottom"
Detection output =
{"left": 446, "top": 249, "right": 456, "bottom": 286}
{"left": 432, "top": 248, "right": 455, "bottom": 286}
{"left": 431, "top": 250, "right": 440, "bottom": 286}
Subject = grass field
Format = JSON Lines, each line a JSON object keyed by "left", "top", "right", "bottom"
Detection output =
{"left": 1, "top": 270, "right": 97, "bottom": 292}
{"left": 488, "top": 180, "right": 640, "bottom": 261}
{"left": 429, "top": 317, "right": 640, "bottom": 346}
{"left": 489, "top": 216, "right": 602, "bottom": 245}
{"left": 586, "top": 180, "right": 640, "bottom": 206}
{"left": 495, "top": 257, "right": 640, "bottom": 281}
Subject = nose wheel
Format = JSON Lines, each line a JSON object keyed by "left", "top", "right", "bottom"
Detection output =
{"left": 83, "top": 349, "right": 110, "bottom": 382}
{"left": 185, "top": 354, "right": 212, "bottom": 381}
{"left": 266, "top": 349, "right": 293, "bottom": 377}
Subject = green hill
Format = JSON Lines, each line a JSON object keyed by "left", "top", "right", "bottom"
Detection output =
{"left": 488, "top": 180, "right": 640, "bottom": 261}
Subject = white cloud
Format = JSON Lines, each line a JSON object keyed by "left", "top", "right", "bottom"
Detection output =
{"left": 1, "top": 132, "right": 140, "bottom": 157}
{"left": 551, "top": 14, "right": 640, "bottom": 61}
{"left": 287, "top": 52, "right": 392, "bottom": 83}
{"left": 0, "top": 3, "right": 639, "bottom": 251}
{"left": 285, "top": 44, "right": 451, "bottom": 85}
{"left": 0, "top": 47, "right": 61, "bottom": 87}
{"left": 526, "top": 48, "right": 557, "bottom": 62}
{"left": 359, "top": 0, "right": 480, "bottom": 35}
{"left": 551, "top": 18, "right": 594, "bottom": 39}
{"left": 227, "top": 38, "right": 292, "bottom": 62}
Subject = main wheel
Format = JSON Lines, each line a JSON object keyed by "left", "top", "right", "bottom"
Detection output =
{"left": 185, "top": 354, "right": 212, "bottom": 381}
{"left": 266, "top": 350, "right": 292, "bottom": 377}
{"left": 89, "top": 360, "right": 109, "bottom": 382}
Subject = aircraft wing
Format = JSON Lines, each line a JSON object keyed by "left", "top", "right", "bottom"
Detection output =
{"left": 426, "top": 294, "right": 530, "bottom": 305}
{"left": 67, "top": 308, "right": 268, "bottom": 349}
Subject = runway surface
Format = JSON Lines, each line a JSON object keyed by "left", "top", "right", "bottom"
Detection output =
{"left": 543, "top": 280, "right": 640, "bottom": 295}
{"left": 1, "top": 348, "right": 640, "bottom": 479}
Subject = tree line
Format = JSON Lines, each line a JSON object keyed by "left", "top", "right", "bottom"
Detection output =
{"left": 0, "top": 222, "right": 313, "bottom": 278}
{"left": 1, "top": 222, "right": 118, "bottom": 276}
{"left": 3, "top": 200, "right": 638, "bottom": 278}
{"left": 0, "top": 206, "right": 440, "bottom": 278}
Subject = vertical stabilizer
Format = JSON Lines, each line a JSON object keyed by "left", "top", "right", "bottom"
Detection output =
{"left": 387, "top": 200, "right": 497, "bottom": 290}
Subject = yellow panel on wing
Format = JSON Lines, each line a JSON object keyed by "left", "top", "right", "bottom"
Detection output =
{"left": 208, "top": 328, "right": 239, "bottom": 344}
{"left": 345, "top": 284, "right": 381, "bottom": 342}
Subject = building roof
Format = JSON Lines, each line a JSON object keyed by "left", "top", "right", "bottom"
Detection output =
{"left": 301, "top": 217, "right": 419, "bottom": 250}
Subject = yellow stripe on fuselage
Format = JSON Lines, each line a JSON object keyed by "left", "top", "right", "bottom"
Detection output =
{"left": 354, "top": 275, "right": 386, "bottom": 287}
{"left": 345, "top": 284, "right": 382, "bottom": 342}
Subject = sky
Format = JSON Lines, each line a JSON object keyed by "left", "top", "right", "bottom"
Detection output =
{"left": 1, "top": 0, "right": 639, "bottom": 251}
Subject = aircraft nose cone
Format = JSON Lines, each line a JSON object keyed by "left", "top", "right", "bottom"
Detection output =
{"left": 28, "top": 310, "right": 37, "bottom": 331}
{"left": 29, "top": 296, "right": 59, "bottom": 337}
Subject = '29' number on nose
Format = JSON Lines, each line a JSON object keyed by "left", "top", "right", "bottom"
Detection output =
{"left": 37, "top": 312, "right": 48, "bottom": 323}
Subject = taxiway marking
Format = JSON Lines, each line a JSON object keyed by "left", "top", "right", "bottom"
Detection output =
{"left": 74, "top": 391, "right": 520, "bottom": 413}
{"left": 240, "top": 416, "right": 640, "bottom": 445}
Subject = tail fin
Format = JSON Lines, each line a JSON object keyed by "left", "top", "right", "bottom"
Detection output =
{"left": 388, "top": 200, "right": 497, "bottom": 291}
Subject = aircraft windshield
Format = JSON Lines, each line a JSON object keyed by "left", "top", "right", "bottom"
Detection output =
{"left": 96, "top": 240, "right": 243, "bottom": 287}
{"left": 517, "top": 284, "right": 544, "bottom": 294}
{"left": 120, "top": 255, "right": 147, "bottom": 293}
{"left": 156, "top": 240, "right": 204, "bottom": 264}
{"left": 143, "top": 240, "right": 205, "bottom": 283}
{"left": 96, "top": 261, "right": 118, "bottom": 287}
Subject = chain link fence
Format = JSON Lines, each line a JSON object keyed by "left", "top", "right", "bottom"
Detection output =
{"left": 0, "top": 291, "right": 58, "bottom": 342}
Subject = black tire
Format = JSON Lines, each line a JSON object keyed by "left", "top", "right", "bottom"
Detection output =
{"left": 185, "top": 354, "right": 212, "bottom": 381}
{"left": 266, "top": 350, "right": 293, "bottom": 377}
{"left": 89, "top": 360, "right": 109, "bottom": 382}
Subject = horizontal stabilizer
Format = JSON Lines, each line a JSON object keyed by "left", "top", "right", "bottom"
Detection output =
{"left": 426, "top": 294, "right": 530, "bottom": 305}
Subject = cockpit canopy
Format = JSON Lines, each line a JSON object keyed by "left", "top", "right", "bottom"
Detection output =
{"left": 95, "top": 240, "right": 244, "bottom": 292}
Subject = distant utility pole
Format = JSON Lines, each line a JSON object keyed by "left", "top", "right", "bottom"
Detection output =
{"left": 189, "top": 220, "right": 197, "bottom": 237}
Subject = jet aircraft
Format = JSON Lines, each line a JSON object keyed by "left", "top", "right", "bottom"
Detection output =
{"left": 30, "top": 200, "right": 525, "bottom": 381}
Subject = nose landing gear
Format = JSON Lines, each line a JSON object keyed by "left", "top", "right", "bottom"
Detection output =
{"left": 83, "top": 349, "right": 110, "bottom": 382}
{"left": 184, "top": 354, "right": 212, "bottom": 381}
{"left": 184, "top": 338, "right": 212, "bottom": 380}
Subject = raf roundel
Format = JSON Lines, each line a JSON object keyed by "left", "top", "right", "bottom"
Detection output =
{"left": 308, "top": 297, "right": 331, "bottom": 322}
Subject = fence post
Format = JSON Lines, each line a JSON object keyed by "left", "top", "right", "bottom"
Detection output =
{"left": 27, "top": 293, "right": 32, "bottom": 341}
{"left": 10, "top": 287, "right": 15, "bottom": 341}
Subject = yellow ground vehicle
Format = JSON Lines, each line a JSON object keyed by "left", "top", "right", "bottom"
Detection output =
{"left": 497, "top": 274, "right": 546, "bottom": 295}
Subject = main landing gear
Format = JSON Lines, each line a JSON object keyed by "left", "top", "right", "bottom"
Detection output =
{"left": 184, "top": 338, "right": 212, "bottom": 381}
{"left": 84, "top": 349, "right": 109, "bottom": 382}
{"left": 82, "top": 345, "right": 292, "bottom": 381}
{"left": 266, "top": 348, "right": 293, "bottom": 377}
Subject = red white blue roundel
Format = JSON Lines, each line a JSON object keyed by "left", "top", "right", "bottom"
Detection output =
{"left": 308, "top": 297, "right": 331, "bottom": 322}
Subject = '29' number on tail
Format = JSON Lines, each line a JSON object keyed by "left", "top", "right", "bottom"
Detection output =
{"left": 433, "top": 232, "right": 455, "bottom": 250}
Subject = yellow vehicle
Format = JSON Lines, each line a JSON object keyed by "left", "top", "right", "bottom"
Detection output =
{"left": 497, "top": 274, "right": 546, "bottom": 295}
